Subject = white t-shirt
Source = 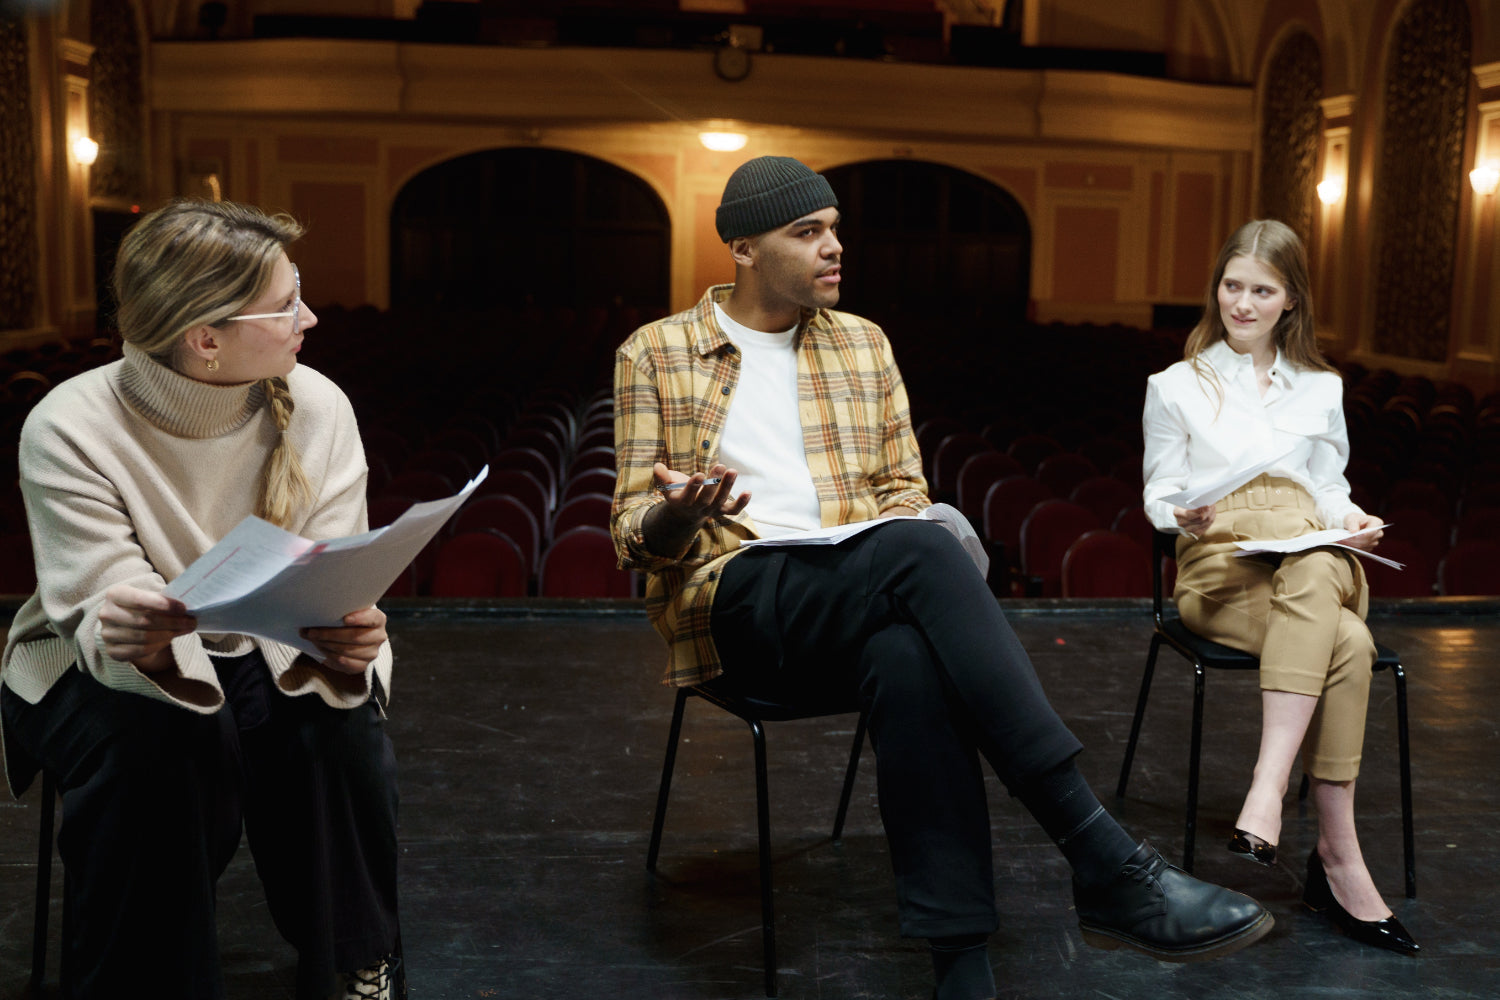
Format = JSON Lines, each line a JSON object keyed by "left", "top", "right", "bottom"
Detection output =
{"left": 714, "top": 302, "right": 822, "bottom": 538}
{"left": 1142, "top": 338, "right": 1362, "bottom": 534}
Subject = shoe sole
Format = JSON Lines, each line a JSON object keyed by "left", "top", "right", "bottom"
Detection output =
{"left": 1078, "top": 910, "right": 1274, "bottom": 963}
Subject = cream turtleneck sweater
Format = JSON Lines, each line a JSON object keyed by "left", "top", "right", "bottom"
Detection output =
{"left": 3, "top": 343, "right": 390, "bottom": 732}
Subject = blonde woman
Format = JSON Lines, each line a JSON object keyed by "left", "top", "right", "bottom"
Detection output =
{"left": 1142, "top": 219, "right": 1416, "bottom": 955}
{"left": 1, "top": 201, "right": 404, "bottom": 998}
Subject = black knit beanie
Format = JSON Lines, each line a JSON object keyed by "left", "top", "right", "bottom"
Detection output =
{"left": 715, "top": 156, "right": 838, "bottom": 241}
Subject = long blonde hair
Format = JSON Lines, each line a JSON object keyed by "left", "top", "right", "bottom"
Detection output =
{"left": 1184, "top": 219, "right": 1336, "bottom": 402}
{"left": 112, "top": 200, "right": 313, "bottom": 527}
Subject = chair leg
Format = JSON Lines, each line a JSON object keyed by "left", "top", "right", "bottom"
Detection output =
{"left": 1391, "top": 662, "right": 1416, "bottom": 898}
{"left": 1116, "top": 634, "right": 1163, "bottom": 799}
{"left": 832, "top": 710, "right": 868, "bottom": 842}
{"left": 749, "top": 719, "right": 777, "bottom": 998}
{"left": 32, "top": 770, "right": 56, "bottom": 994}
{"left": 1182, "top": 661, "right": 1207, "bottom": 873}
{"left": 646, "top": 688, "right": 691, "bottom": 873}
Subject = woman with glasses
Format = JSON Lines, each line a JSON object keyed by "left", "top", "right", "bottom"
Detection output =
{"left": 1, "top": 200, "right": 404, "bottom": 999}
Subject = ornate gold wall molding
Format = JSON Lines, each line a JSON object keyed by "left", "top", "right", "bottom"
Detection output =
{"left": 1372, "top": 0, "right": 1471, "bottom": 362}
{"left": 1258, "top": 30, "right": 1321, "bottom": 245}
{"left": 0, "top": 16, "right": 38, "bottom": 332}
{"left": 88, "top": 0, "right": 144, "bottom": 202}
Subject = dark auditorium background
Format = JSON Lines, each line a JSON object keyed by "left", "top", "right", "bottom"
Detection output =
{"left": 3, "top": 0, "right": 1500, "bottom": 600}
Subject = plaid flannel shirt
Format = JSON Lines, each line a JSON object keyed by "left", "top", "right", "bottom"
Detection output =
{"left": 611, "top": 285, "right": 929, "bottom": 686}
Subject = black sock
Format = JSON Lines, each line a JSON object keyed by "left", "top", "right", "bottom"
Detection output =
{"left": 930, "top": 934, "right": 994, "bottom": 1000}
{"left": 1016, "top": 759, "right": 1138, "bottom": 888}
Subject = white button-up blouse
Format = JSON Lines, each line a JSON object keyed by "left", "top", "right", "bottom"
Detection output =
{"left": 1142, "top": 338, "right": 1363, "bottom": 535}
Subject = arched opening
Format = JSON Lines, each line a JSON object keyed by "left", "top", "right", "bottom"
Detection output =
{"left": 822, "top": 159, "right": 1031, "bottom": 333}
{"left": 390, "top": 148, "right": 670, "bottom": 314}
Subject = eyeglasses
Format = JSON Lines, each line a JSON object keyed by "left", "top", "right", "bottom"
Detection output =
{"left": 224, "top": 264, "right": 301, "bottom": 330}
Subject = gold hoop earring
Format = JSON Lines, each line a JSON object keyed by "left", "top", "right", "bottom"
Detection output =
{"left": 206, "top": 358, "right": 219, "bottom": 372}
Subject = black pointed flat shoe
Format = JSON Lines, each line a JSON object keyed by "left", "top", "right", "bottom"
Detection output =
{"left": 1304, "top": 851, "right": 1420, "bottom": 956}
{"left": 1228, "top": 829, "right": 1277, "bottom": 868}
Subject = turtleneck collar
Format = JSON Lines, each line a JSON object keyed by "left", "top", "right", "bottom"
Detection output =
{"left": 113, "top": 341, "right": 265, "bottom": 439}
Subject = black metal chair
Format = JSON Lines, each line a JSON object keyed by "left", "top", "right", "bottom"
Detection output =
{"left": 1115, "top": 529, "right": 1415, "bottom": 898}
{"left": 646, "top": 683, "right": 869, "bottom": 998}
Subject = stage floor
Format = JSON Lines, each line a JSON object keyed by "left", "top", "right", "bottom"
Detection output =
{"left": 1, "top": 601, "right": 1495, "bottom": 999}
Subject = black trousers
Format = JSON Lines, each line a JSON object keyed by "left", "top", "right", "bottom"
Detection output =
{"left": 2, "top": 651, "right": 400, "bottom": 1000}
{"left": 709, "top": 519, "right": 1083, "bottom": 938}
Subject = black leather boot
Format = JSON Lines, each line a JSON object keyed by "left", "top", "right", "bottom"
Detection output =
{"left": 1074, "top": 841, "right": 1273, "bottom": 962}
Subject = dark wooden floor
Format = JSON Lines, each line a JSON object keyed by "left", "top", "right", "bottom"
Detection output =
{"left": 1, "top": 599, "right": 1495, "bottom": 999}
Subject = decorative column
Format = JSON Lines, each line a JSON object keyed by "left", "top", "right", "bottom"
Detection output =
{"left": 1315, "top": 94, "right": 1353, "bottom": 338}
{"left": 1455, "top": 63, "right": 1500, "bottom": 378}
{"left": 59, "top": 37, "right": 96, "bottom": 336}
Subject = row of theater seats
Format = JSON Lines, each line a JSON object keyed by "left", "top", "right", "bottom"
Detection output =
{"left": 363, "top": 389, "right": 634, "bottom": 598}
{"left": 923, "top": 358, "right": 1500, "bottom": 599}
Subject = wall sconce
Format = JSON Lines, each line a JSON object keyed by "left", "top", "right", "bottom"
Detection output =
{"left": 699, "top": 131, "right": 748, "bottom": 152}
{"left": 1470, "top": 163, "right": 1499, "bottom": 196}
{"left": 71, "top": 135, "right": 99, "bottom": 166}
{"left": 1316, "top": 176, "right": 1344, "bottom": 205}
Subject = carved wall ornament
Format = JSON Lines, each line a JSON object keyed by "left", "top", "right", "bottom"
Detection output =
{"left": 0, "top": 16, "right": 38, "bottom": 331}
{"left": 1373, "top": 0, "right": 1471, "bottom": 361}
{"left": 1258, "top": 30, "right": 1322, "bottom": 247}
{"left": 89, "top": 0, "right": 145, "bottom": 201}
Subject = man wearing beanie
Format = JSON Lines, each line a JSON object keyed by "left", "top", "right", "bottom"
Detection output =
{"left": 612, "top": 155, "right": 1270, "bottom": 999}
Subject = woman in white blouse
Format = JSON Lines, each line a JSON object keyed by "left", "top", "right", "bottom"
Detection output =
{"left": 1141, "top": 219, "right": 1416, "bottom": 955}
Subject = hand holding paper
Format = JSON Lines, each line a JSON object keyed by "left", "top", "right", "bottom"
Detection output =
{"left": 1232, "top": 523, "right": 1404, "bottom": 570}
{"left": 164, "top": 466, "right": 488, "bottom": 663}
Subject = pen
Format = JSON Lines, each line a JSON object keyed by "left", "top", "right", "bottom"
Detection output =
{"left": 657, "top": 477, "right": 723, "bottom": 493}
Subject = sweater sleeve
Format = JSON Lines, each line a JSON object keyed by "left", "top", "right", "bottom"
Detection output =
{"left": 16, "top": 408, "right": 223, "bottom": 712}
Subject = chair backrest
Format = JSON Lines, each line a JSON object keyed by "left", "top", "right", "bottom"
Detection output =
{"left": 472, "top": 468, "right": 551, "bottom": 526}
{"left": 1069, "top": 475, "right": 1138, "bottom": 527}
{"left": 491, "top": 446, "right": 559, "bottom": 502}
{"left": 539, "top": 526, "right": 635, "bottom": 597}
{"left": 551, "top": 492, "right": 613, "bottom": 538}
{"left": 1019, "top": 499, "right": 1101, "bottom": 596}
{"left": 402, "top": 448, "right": 475, "bottom": 486}
{"left": 955, "top": 451, "right": 1024, "bottom": 518}
{"left": 1035, "top": 453, "right": 1099, "bottom": 500}
{"left": 981, "top": 475, "right": 1053, "bottom": 554}
{"left": 1359, "top": 537, "right": 1435, "bottom": 598}
{"left": 1454, "top": 505, "right": 1500, "bottom": 544}
{"left": 1112, "top": 505, "right": 1153, "bottom": 551}
{"left": 1005, "top": 433, "right": 1062, "bottom": 474}
{"left": 429, "top": 530, "right": 528, "bottom": 597}
{"left": 1383, "top": 478, "right": 1455, "bottom": 521}
{"left": 1437, "top": 539, "right": 1500, "bottom": 595}
{"left": 1383, "top": 507, "right": 1451, "bottom": 557}
{"left": 1061, "top": 529, "right": 1150, "bottom": 597}
{"left": 931, "top": 432, "right": 993, "bottom": 500}
{"left": 561, "top": 467, "right": 617, "bottom": 504}
{"left": 379, "top": 470, "right": 454, "bottom": 503}
{"left": 368, "top": 495, "right": 416, "bottom": 529}
{"left": 565, "top": 445, "right": 617, "bottom": 479}
{"left": 450, "top": 494, "right": 541, "bottom": 574}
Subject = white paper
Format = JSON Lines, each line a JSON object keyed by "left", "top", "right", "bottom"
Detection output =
{"left": 1156, "top": 447, "right": 1298, "bottom": 510}
{"left": 739, "top": 516, "right": 927, "bottom": 548}
{"left": 165, "top": 466, "right": 488, "bottom": 660}
{"left": 1232, "top": 523, "right": 1404, "bottom": 570}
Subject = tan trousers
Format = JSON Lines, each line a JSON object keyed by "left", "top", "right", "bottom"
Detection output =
{"left": 1174, "top": 475, "right": 1375, "bottom": 781}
